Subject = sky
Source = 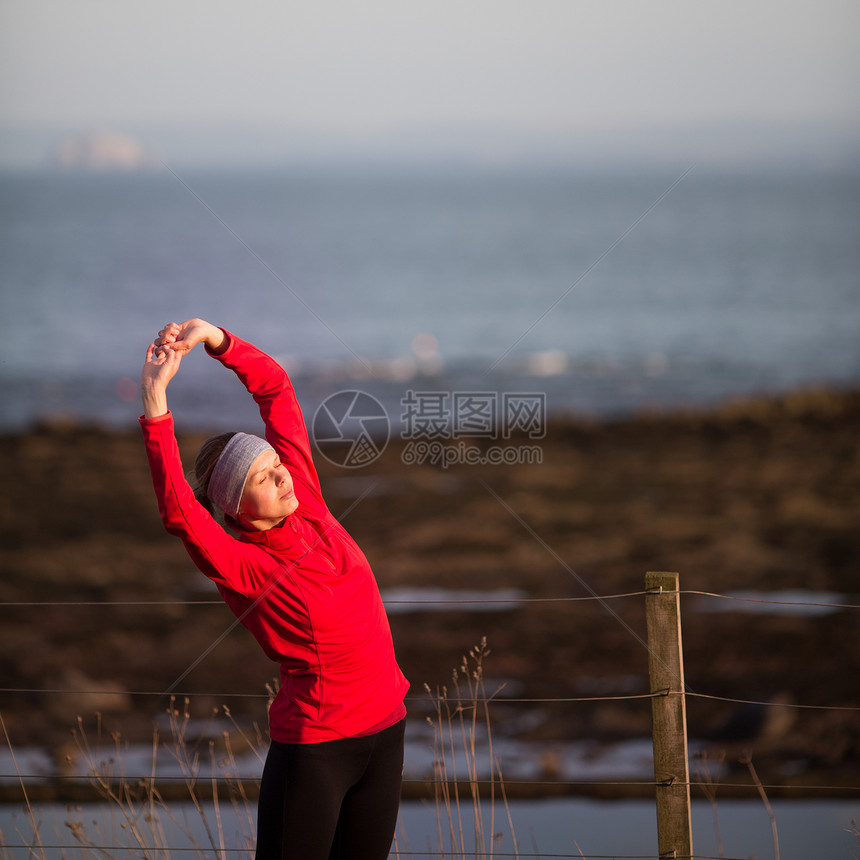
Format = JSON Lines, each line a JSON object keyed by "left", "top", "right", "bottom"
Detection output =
{"left": 1, "top": 0, "right": 859, "bottom": 168}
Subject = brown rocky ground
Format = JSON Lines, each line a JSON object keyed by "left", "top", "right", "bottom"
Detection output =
{"left": 1, "top": 386, "right": 858, "bottom": 792}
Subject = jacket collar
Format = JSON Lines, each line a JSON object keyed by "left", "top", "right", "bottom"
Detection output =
{"left": 239, "top": 514, "right": 303, "bottom": 550}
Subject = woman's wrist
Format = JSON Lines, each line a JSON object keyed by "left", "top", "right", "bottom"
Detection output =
{"left": 206, "top": 325, "right": 228, "bottom": 355}
{"left": 141, "top": 383, "right": 168, "bottom": 418}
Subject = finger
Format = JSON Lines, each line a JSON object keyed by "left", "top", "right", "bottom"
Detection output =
{"left": 164, "top": 336, "right": 196, "bottom": 354}
{"left": 157, "top": 323, "right": 179, "bottom": 344}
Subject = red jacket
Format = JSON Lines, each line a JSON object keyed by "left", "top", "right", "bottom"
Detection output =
{"left": 140, "top": 331, "right": 408, "bottom": 742}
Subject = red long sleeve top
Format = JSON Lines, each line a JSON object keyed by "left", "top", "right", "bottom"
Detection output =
{"left": 140, "top": 330, "right": 409, "bottom": 743}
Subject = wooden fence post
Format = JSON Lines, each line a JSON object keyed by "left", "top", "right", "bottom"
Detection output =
{"left": 645, "top": 571, "right": 693, "bottom": 859}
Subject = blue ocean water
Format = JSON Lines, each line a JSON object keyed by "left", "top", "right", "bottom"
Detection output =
{"left": 1, "top": 165, "right": 858, "bottom": 432}
{"left": 2, "top": 797, "right": 857, "bottom": 858}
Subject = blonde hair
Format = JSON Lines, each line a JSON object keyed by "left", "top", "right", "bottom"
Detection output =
{"left": 192, "top": 432, "right": 237, "bottom": 514}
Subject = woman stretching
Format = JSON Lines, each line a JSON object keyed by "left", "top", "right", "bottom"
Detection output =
{"left": 140, "top": 318, "right": 409, "bottom": 860}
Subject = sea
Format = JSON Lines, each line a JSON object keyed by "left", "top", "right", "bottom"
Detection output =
{"left": 2, "top": 796, "right": 858, "bottom": 858}
{"left": 1, "top": 163, "right": 859, "bottom": 434}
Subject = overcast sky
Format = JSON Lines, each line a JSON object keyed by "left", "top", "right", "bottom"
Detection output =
{"left": 2, "top": 0, "right": 859, "bottom": 166}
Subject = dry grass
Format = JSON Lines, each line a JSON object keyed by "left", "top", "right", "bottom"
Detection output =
{"left": 413, "top": 638, "right": 519, "bottom": 859}
{"left": 1, "top": 645, "right": 522, "bottom": 859}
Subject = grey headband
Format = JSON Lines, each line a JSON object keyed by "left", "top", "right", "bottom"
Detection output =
{"left": 207, "top": 433, "right": 274, "bottom": 518}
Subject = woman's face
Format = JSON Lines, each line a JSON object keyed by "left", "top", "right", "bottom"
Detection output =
{"left": 237, "top": 449, "right": 299, "bottom": 530}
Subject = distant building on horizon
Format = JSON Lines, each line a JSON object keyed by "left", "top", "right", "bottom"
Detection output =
{"left": 49, "top": 129, "right": 159, "bottom": 172}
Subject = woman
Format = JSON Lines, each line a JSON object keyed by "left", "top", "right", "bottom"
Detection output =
{"left": 140, "top": 318, "right": 409, "bottom": 860}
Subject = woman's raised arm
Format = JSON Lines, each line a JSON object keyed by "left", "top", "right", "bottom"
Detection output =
{"left": 140, "top": 343, "right": 182, "bottom": 418}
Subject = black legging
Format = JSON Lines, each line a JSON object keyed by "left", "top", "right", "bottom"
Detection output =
{"left": 255, "top": 719, "right": 405, "bottom": 860}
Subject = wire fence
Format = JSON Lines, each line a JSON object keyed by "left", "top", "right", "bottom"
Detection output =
{"left": 1, "top": 586, "right": 858, "bottom": 859}
{"left": 1, "top": 588, "right": 857, "bottom": 707}
{"left": 3, "top": 588, "right": 858, "bottom": 609}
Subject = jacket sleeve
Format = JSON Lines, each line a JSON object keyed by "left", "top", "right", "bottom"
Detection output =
{"left": 207, "top": 330, "right": 327, "bottom": 515}
{"left": 140, "top": 411, "right": 282, "bottom": 596}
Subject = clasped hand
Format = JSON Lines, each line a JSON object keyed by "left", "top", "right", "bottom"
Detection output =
{"left": 140, "top": 318, "right": 224, "bottom": 416}
{"left": 154, "top": 318, "right": 225, "bottom": 354}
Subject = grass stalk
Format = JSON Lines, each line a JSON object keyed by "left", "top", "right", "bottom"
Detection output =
{"left": 219, "top": 730, "right": 257, "bottom": 845}
{"left": 742, "top": 753, "right": 780, "bottom": 860}
{"left": 693, "top": 750, "right": 725, "bottom": 858}
{"left": 423, "top": 638, "right": 517, "bottom": 859}
{"left": 209, "top": 739, "right": 226, "bottom": 859}
{"left": 0, "top": 711, "right": 46, "bottom": 859}
{"left": 71, "top": 714, "right": 164, "bottom": 857}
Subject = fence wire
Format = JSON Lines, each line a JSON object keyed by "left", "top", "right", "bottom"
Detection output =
{"left": 2, "top": 588, "right": 857, "bottom": 610}
{"left": 2, "top": 772, "right": 859, "bottom": 796}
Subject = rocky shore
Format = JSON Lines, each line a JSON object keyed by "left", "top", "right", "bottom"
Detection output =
{"left": 1, "top": 386, "right": 858, "bottom": 793}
